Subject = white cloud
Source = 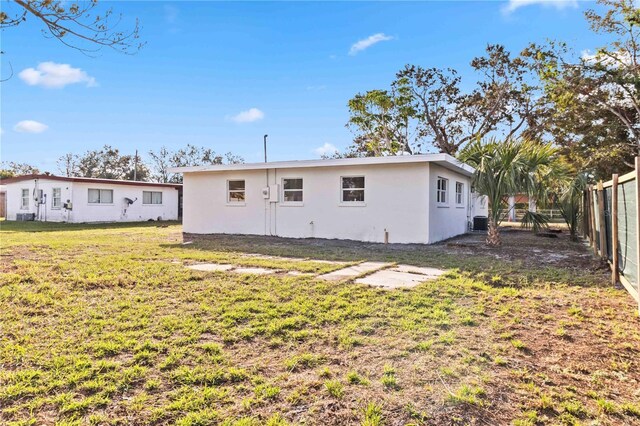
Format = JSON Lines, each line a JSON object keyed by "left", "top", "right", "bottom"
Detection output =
{"left": 313, "top": 143, "right": 338, "bottom": 157}
{"left": 164, "top": 4, "right": 179, "bottom": 24}
{"left": 18, "top": 62, "right": 97, "bottom": 89}
{"left": 14, "top": 120, "right": 49, "bottom": 133}
{"left": 228, "top": 108, "right": 265, "bottom": 123}
{"left": 581, "top": 49, "right": 632, "bottom": 67}
{"left": 349, "top": 33, "right": 394, "bottom": 56}
{"left": 502, "top": 0, "right": 578, "bottom": 14}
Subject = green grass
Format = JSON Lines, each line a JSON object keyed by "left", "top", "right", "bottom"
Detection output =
{"left": 1, "top": 221, "right": 639, "bottom": 425}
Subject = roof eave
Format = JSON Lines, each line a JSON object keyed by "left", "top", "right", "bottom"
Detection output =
{"left": 168, "top": 154, "right": 474, "bottom": 176}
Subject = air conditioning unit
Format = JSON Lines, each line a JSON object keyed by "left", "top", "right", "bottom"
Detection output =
{"left": 262, "top": 187, "right": 270, "bottom": 199}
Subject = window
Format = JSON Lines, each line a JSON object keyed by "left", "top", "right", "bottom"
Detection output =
{"left": 88, "top": 188, "right": 114, "bottom": 204}
{"left": 52, "top": 188, "right": 62, "bottom": 209}
{"left": 282, "top": 178, "right": 303, "bottom": 203}
{"left": 455, "top": 182, "right": 464, "bottom": 205}
{"left": 227, "top": 180, "right": 245, "bottom": 203}
{"left": 437, "top": 177, "right": 448, "bottom": 204}
{"left": 143, "top": 191, "right": 163, "bottom": 205}
{"left": 21, "top": 189, "right": 29, "bottom": 210}
{"left": 341, "top": 176, "right": 365, "bottom": 202}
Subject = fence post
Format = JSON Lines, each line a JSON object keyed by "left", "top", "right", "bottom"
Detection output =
{"left": 636, "top": 157, "right": 640, "bottom": 314}
{"left": 583, "top": 191, "right": 589, "bottom": 238}
{"left": 597, "top": 181, "right": 607, "bottom": 260}
{"left": 588, "top": 185, "right": 598, "bottom": 256}
{"left": 611, "top": 174, "right": 619, "bottom": 286}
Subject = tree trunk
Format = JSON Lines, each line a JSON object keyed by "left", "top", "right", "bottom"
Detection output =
{"left": 486, "top": 218, "right": 501, "bottom": 246}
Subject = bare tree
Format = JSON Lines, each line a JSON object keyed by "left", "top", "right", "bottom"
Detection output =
{"left": 57, "top": 153, "right": 78, "bottom": 177}
{"left": 1, "top": 0, "right": 144, "bottom": 55}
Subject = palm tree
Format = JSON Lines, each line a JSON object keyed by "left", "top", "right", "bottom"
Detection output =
{"left": 553, "top": 173, "right": 588, "bottom": 241}
{"left": 459, "top": 138, "right": 557, "bottom": 246}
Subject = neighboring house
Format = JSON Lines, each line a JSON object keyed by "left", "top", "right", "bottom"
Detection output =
{"left": 0, "top": 184, "right": 6, "bottom": 218}
{"left": 1, "top": 174, "right": 181, "bottom": 223}
{"left": 171, "top": 154, "right": 488, "bottom": 244}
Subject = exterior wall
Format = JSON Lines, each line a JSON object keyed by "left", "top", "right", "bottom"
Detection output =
{"left": 427, "top": 163, "right": 474, "bottom": 243}
{"left": 183, "top": 162, "right": 472, "bottom": 244}
{"left": 5, "top": 178, "right": 179, "bottom": 222}
{"left": 70, "top": 182, "right": 179, "bottom": 223}
{"left": 5, "top": 178, "right": 72, "bottom": 222}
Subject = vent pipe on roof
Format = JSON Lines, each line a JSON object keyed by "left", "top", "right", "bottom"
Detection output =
{"left": 264, "top": 135, "right": 268, "bottom": 163}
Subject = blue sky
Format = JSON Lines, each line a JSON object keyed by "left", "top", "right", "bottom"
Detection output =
{"left": 1, "top": 0, "right": 608, "bottom": 172}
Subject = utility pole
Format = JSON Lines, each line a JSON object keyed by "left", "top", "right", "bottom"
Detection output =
{"left": 264, "top": 135, "right": 268, "bottom": 163}
{"left": 133, "top": 149, "right": 138, "bottom": 181}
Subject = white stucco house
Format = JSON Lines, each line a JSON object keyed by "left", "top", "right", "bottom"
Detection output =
{"left": 171, "top": 154, "right": 487, "bottom": 244}
{"left": 1, "top": 174, "right": 182, "bottom": 223}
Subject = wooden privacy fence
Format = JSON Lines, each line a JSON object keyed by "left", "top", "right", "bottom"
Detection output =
{"left": 584, "top": 157, "right": 640, "bottom": 313}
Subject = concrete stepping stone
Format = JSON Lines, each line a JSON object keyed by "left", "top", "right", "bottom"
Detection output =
{"left": 187, "top": 264, "right": 234, "bottom": 272}
{"left": 391, "top": 265, "right": 445, "bottom": 277}
{"left": 356, "top": 265, "right": 445, "bottom": 290}
{"left": 317, "top": 261, "right": 392, "bottom": 281}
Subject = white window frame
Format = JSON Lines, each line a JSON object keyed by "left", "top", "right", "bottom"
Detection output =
{"left": 340, "top": 176, "right": 365, "bottom": 205}
{"left": 436, "top": 177, "right": 448, "bottom": 205}
{"left": 52, "top": 188, "right": 62, "bottom": 209}
{"left": 142, "top": 191, "right": 163, "bottom": 205}
{"left": 20, "top": 189, "right": 29, "bottom": 210}
{"left": 455, "top": 182, "right": 464, "bottom": 206}
{"left": 227, "top": 180, "right": 246, "bottom": 204}
{"left": 88, "top": 188, "right": 114, "bottom": 205}
{"left": 281, "top": 177, "right": 303, "bottom": 206}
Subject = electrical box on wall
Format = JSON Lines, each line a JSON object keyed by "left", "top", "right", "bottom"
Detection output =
{"left": 262, "top": 187, "right": 270, "bottom": 199}
{"left": 269, "top": 184, "right": 279, "bottom": 203}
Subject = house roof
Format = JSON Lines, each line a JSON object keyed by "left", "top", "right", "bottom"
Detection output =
{"left": 0, "top": 174, "right": 182, "bottom": 189}
{"left": 168, "top": 153, "right": 474, "bottom": 176}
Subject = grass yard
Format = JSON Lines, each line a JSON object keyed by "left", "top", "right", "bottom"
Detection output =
{"left": 1, "top": 222, "right": 639, "bottom": 425}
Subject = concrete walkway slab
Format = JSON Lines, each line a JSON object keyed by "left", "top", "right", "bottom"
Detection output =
{"left": 233, "top": 267, "right": 276, "bottom": 275}
{"left": 355, "top": 264, "right": 445, "bottom": 290}
{"left": 187, "top": 264, "right": 234, "bottom": 272}
{"left": 355, "top": 269, "right": 438, "bottom": 289}
{"left": 391, "top": 265, "right": 445, "bottom": 277}
{"left": 317, "top": 261, "right": 392, "bottom": 281}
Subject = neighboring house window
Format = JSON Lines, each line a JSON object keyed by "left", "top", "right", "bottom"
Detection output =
{"left": 88, "top": 189, "right": 114, "bottom": 204}
{"left": 20, "top": 189, "right": 29, "bottom": 210}
{"left": 52, "top": 188, "right": 62, "bottom": 209}
{"left": 437, "top": 177, "right": 448, "bottom": 204}
{"left": 143, "top": 191, "right": 163, "bottom": 205}
{"left": 341, "top": 176, "right": 365, "bottom": 202}
{"left": 282, "top": 178, "right": 303, "bottom": 202}
{"left": 455, "top": 182, "right": 464, "bottom": 205}
{"left": 228, "top": 180, "right": 245, "bottom": 202}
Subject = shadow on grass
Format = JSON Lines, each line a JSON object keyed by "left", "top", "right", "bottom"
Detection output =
{"left": 162, "top": 233, "right": 608, "bottom": 288}
{"left": 0, "top": 220, "right": 182, "bottom": 233}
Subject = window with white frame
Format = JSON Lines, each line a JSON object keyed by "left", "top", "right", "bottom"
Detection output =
{"left": 20, "top": 189, "right": 29, "bottom": 210}
{"left": 455, "top": 182, "right": 464, "bottom": 205}
{"left": 437, "top": 177, "right": 448, "bottom": 204}
{"left": 227, "top": 180, "right": 245, "bottom": 203}
{"left": 143, "top": 191, "right": 163, "bottom": 205}
{"left": 88, "top": 188, "right": 114, "bottom": 204}
{"left": 282, "top": 178, "right": 303, "bottom": 203}
{"left": 341, "top": 176, "right": 365, "bottom": 202}
{"left": 52, "top": 188, "right": 62, "bottom": 209}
